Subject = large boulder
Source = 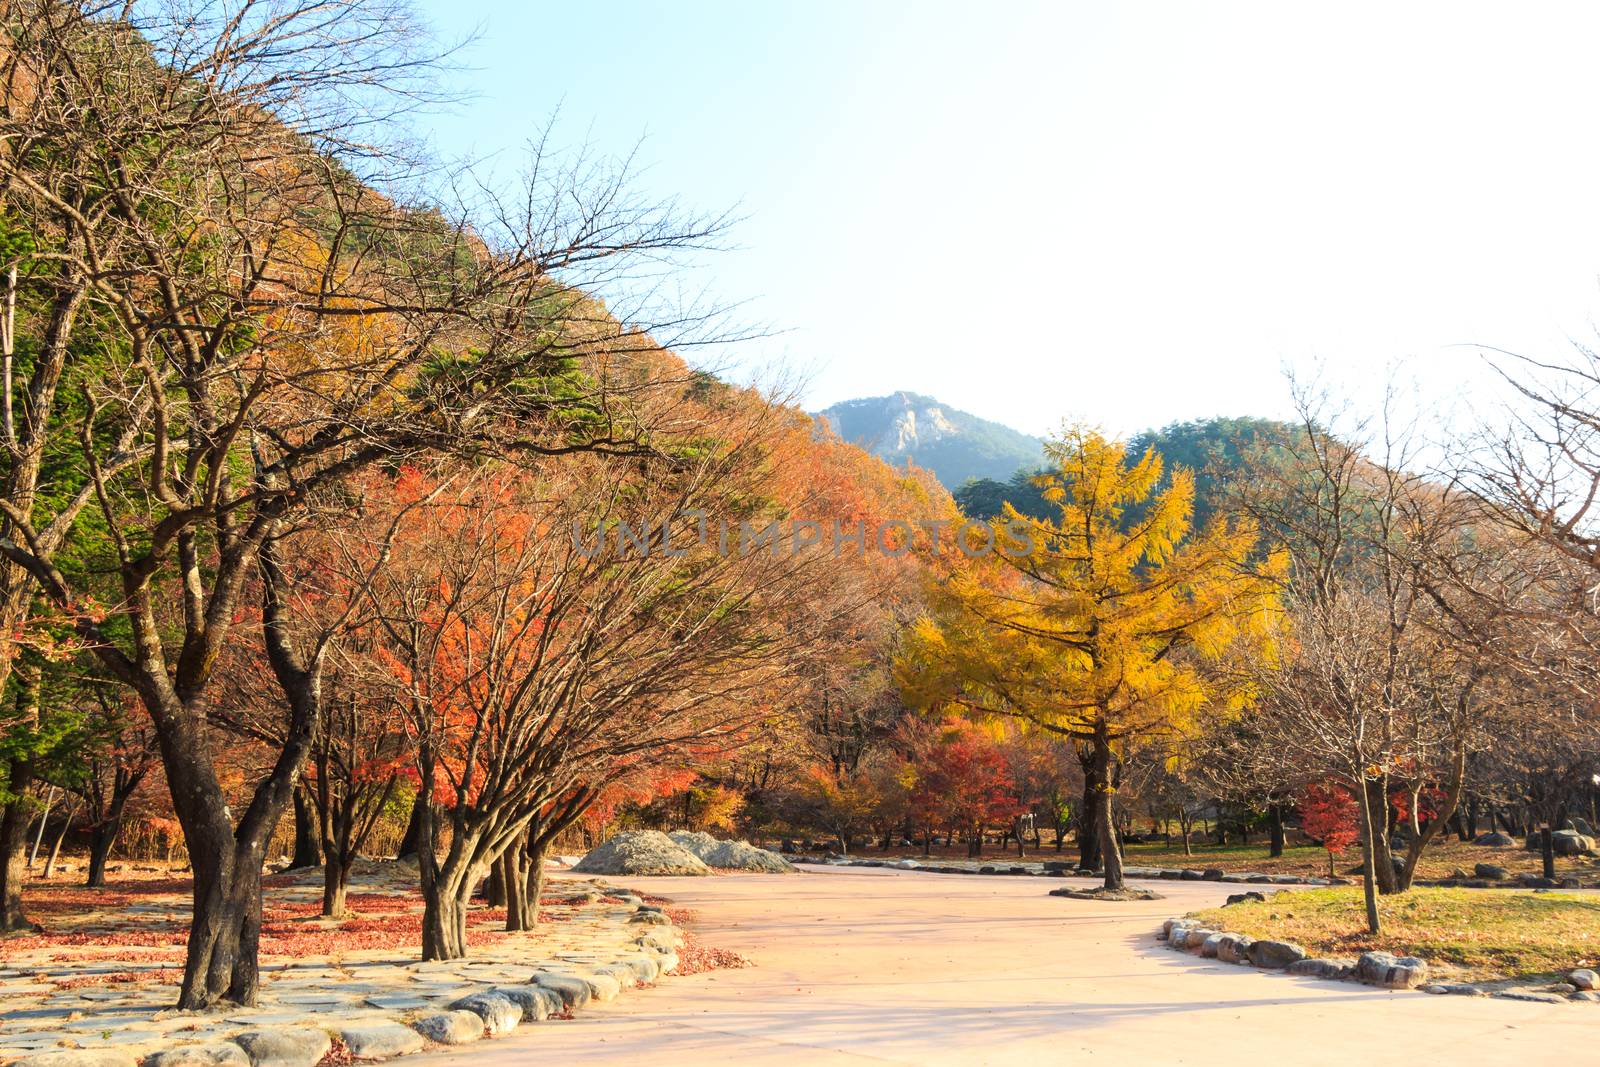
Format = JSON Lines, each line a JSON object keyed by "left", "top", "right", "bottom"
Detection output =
{"left": 449, "top": 991, "right": 522, "bottom": 1036}
{"left": 1356, "top": 950, "right": 1429, "bottom": 989}
{"left": 1245, "top": 939, "right": 1307, "bottom": 969}
{"left": 667, "top": 830, "right": 719, "bottom": 860}
{"left": 232, "top": 1030, "right": 332, "bottom": 1067}
{"left": 1472, "top": 831, "right": 1515, "bottom": 847}
{"left": 1287, "top": 957, "right": 1355, "bottom": 980}
{"left": 411, "top": 1011, "right": 485, "bottom": 1045}
{"left": 572, "top": 831, "right": 710, "bottom": 876}
{"left": 334, "top": 1023, "right": 425, "bottom": 1059}
{"left": 702, "top": 839, "right": 796, "bottom": 873}
{"left": 1215, "top": 933, "right": 1254, "bottom": 964}
{"left": 145, "top": 1047, "right": 250, "bottom": 1067}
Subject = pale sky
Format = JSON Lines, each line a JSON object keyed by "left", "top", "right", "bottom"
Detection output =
{"left": 407, "top": 0, "right": 1600, "bottom": 438}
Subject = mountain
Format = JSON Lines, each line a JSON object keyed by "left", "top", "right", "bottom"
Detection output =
{"left": 816, "top": 392, "right": 1045, "bottom": 489}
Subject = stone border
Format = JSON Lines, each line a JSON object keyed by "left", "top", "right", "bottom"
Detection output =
{"left": 794, "top": 855, "right": 1343, "bottom": 886}
{"left": 793, "top": 855, "right": 1598, "bottom": 890}
{"left": 1158, "top": 915, "right": 1600, "bottom": 1004}
{"left": 3, "top": 897, "right": 683, "bottom": 1067}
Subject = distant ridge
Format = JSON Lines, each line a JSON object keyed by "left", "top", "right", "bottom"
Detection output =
{"left": 816, "top": 392, "right": 1045, "bottom": 489}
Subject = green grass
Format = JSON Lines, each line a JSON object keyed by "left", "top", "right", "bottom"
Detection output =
{"left": 1191, "top": 886, "right": 1600, "bottom": 980}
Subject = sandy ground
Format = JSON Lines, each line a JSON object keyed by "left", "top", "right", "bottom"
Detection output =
{"left": 421, "top": 866, "right": 1594, "bottom": 1067}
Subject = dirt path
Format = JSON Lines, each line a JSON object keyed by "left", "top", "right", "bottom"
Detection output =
{"left": 425, "top": 866, "right": 1592, "bottom": 1066}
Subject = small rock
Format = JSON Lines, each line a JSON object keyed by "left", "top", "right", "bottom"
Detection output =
{"left": 1183, "top": 927, "right": 1218, "bottom": 950}
{"left": 1245, "top": 939, "right": 1307, "bottom": 969}
{"left": 1472, "top": 831, "right": 1515, "bottom": 847}
{"left": 334, "top": 1023, "right": 424, "bottom": 1059}
{"left": 1419, "top": 982, "right": 1486, "bottom": 996}
{"left": 1570, "top": 990, "right": 1600, "bottom": 1002}
{"left": 1493, "top": 988, "right": 1568, "bottom": 1004}
{"left": 1356, "top": 951, "right": 1428, "bottom": 989}
{"left": 629, "top": 908, "right": 672, "bottom": 926}
{"left": 1567, "top": 968, "right": 1598, "bottom": 991}
{"left": 410, "top": 1010, "right": 486, "bottom": 1045}
{"left": 1199, "top": 933, "right": 1228, "bottom": 959}
{"left": 1474, "top": 863, "right": 1508, "bottom": 880}
{"left": 449, "top": 991, "right": 521, "bottom": 1036}
{"left": 232, "top": 1029, "right": 332, "bottom": 1067}
{"left": 1224, "top": 891, "right": 1266, "bottom": 906}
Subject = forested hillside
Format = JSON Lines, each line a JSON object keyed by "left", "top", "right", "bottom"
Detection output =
{"left": 954, "top": 416, "right": 1294, "bottom": 526}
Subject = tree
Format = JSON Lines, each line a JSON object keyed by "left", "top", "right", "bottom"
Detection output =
{"left": 1298, "top": 782, "right": 1358, "bottom": 877}
{"left": 0, "top": 0, "right": 730, "bottom": 1005}
{"left": 898, "top": 427, "right": 1282, "bottom": 891}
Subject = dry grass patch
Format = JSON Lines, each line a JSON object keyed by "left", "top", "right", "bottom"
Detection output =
{"left": 1191, "top": 886, "right": 1600, "bottom": 980}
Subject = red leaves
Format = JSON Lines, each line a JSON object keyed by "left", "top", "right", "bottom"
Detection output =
{"left": 1299, "top": 782, "right": 1359, "bottom": 855}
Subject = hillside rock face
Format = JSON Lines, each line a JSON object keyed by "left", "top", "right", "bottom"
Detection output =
{"left": 816, "top": 392, "right": 1043, "bottom": 488}
{"left": 572, "top": 832, "right": 710, "bottom": 876}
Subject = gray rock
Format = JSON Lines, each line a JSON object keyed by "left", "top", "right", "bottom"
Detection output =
{"left": 1201, "top": 869, "right": 1226, "bottom": 880}
{"left": 10, "top": 1053, "right": 140, "bottom": 1067}
{"left": 617, "top": 954, "right": 662, "bottom": 984}
{"left": 1356, "top": 950, "right": 1428, "bottom": 989}
{"left": 409, "top": 1011, "right": 485, "bottom": 1044}
{"left": 1472, "top": 832, "right": 1515, "bottom": 847}
{"left": 144, "top": 1045, "right": 251, "bottom": 1067}
{"left": 448, "top": 991, "right": 521, "bottom": 1036}
{"left": 493, "top": 984, "right": 563, "bottom": 1021}
{"left": 1245, "top": 939, "right": 1307, "bottom": 969}
{"left": 1215, "top": 933, "right": 1254, "bottom": 964}
{"left": 1567, "top": 968, "right": 1598, "bottom": 991}
{"left": 1160, "top": 917, "right": 1196, "bottom": 941}
{"left": 1492, "top": 988, "right": 1568, "bottom": 1004}
{"left": 1473, "top": 863, "right": 1508, "bottom": 880}
{"left": 334, "top": 1023, "right": 424, "bottom": 1059}
{"left": 532, "top": 974, "right": 592, "bottom": 1010}
{"left": 571, "top": 831, "right": 710, "bottom": 876}
{"left": 232, "top": 1029, "right": 332, "bottom": 1067}
{"left": 1287, "top": 957, "right": 1355, "bottom": 980}
{"left": 1525, "top": 830, "right": 1596, "bottom": 856}
{"left": 666, "top": 830, "right": 719, "bottom": 859}
{"left": 1570, "top": 990, "right": 1600, "bottom": 1002}
{"left": 1224, "top": 891, "right": 1266, "bottom": 906}
{"left": 579, "top": 972, "right": 620, "bottom": 1004}
{"left": 702, "top": 840, "right": 796, "bottom": 873}
{"left": 629, "top": 909, "right": 672, "bottom": 926}
{"left": 1199, "top": 932, "right": 1229, "bottom": 959}
{"left": 1183, "top": 926, "right": 1217, "bottom": 949}
{"left": 1419, "top": 982, "right": 1486, "bottom": 996}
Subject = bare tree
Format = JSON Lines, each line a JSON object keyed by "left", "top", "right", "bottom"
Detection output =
{"left": 0, "top": 0, "right": 731, "bottom": 1006}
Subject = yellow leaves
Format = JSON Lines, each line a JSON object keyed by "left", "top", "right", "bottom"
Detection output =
{"left": 896, "top": 424, "right": 1284, "bottom": 746}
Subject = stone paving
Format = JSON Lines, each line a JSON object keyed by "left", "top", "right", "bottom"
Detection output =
{"left": 0, "top": 863, "right": 681, "bottom": 1067}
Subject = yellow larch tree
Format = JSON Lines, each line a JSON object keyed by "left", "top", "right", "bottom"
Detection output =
{"left": 896, "top": 427, "right": 1285, "bottom": 891}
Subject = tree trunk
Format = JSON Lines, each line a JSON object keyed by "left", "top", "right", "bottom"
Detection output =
{"left": 322, "top": 852, "right": 348, "bottom": 919}
{"left": 42, "top": 800, "right": 76, "bottom": 879}
{"left": 290, "top": 786, "right": 321, "bottom": 870}
{"left": 1541, "top": 822, "right": 1556, "bottom": 880}
{"left": 0, "top": 763, "right": 34, "bottom": 932}
{"left": 483, "top": 859, "right": 507, "bottom": 908}
{"left": 396, "top": 792, "right": 427, "bottom": 860}
{"left": 1268, "top": 804, "right": 1285, "bottom": 859}
{"left": 1013, "top": 815, "right": 1026, "bottom": 858}
{"left": 421, "top": 884, "right": 469, "bottom": 961}
{"left": 1355, "top": 777, "right": 1382, "bottom": 934}
{"left": 1076, "top": 765, "right": 1101, "bottom": 872}
{"left": 86, "top": 822, "right": 118, "bottom": 888}
{"left": 1091, "top": 725, "right": 1124, "bottom": 892}
{"left": 1364, "top": 777, "right": 1398, "bottom": 894}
